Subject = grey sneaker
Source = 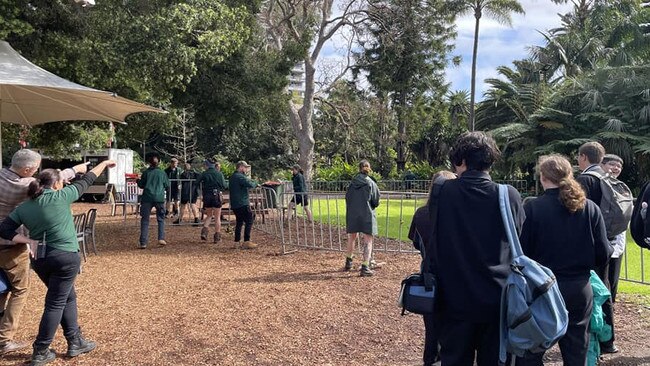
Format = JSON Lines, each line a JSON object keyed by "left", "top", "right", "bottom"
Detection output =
{"left": 360, "top": 265, "right": 374, "bottom": 277}
{"left": 213, "top": 233, "right": 221, "bottom": 243}
{"left": 200, "top": 227, "right": 209, "bottom": 241}
{"left": 344, "top": 257, "right": 353, "bottom": 271}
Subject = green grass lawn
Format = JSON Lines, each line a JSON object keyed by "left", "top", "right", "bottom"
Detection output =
{"left": 299, "top": 197, "right": 650, "bottom": 295}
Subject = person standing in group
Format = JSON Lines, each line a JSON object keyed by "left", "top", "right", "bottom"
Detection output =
{"left": 229, "top": 161, "right": 258, "bottom": 249}
{"left": 575, "top": 141, "right": 618, "bottom": 354}
{"left": 174, "top": 162, "right": 200, "bottom": 226}
{"left": 344, "top": 160, "right": 380, "bottom": 277}
{"left": 164, "top": 158, "right": 182, "bottom": 218}
{"left": 138, "top": 153, "right": 170, "bottom": 249}
{"left": 407, "top": 170, "right": 456, "bottom": 366}
{"left": 515, "top": 155, "right": 612, "bottom": 366}
{"left": 600, "top": 154, "right": 626, "bottom": 303}
{"left": 0, "top": 150, "right": 85, "bottom": 355}
{"left": 429, "top": 132, "right": 524, "bottom": 365}
{"left": 198, "top": 160, "right": 228, "bottom": 243}
{"left": 286, "top": 164, "right": 312, "bottom": 222}
{"left": 0, "top": 159, "right": 116, "bottom": 366}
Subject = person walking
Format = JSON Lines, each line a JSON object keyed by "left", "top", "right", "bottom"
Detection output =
{"left": 229, "top": 161, "right": 258, "bottom": 249}
{"left": 164, "top": 158, "right": 182, "bottom": 218}
{"left": 576, "top": 141, "right": 618, "bottom": 354}
{"left": 0, "top": 159, "right": 116, "bottom": 366}
{"left": 429, "top": 132, "right": 524, "bottom": 365}
{"left": 286, "top": 164, "right": 312, "bottom": 222}
{"left": 344, "top": 160, "right": 380, "bottom": 277}
{"left": 138, "top": 153, "right": 170, "bottom": 248}
{"left": 516, "top": 155, "right": 612, "bottom": 366}
{"left": 198, "top": 160, "right": 228, "bottom": 243}
{"left": 407, "top": 170, "right": 456, "bottom": 366}
{"left": 174, "top": 162, "right": 200, "bottom": 226}
{"left": 0, "top": 150, "right": 84, "bottom": 355}
{"left": 600, "top": 154, "right": 626, "bottom": 303}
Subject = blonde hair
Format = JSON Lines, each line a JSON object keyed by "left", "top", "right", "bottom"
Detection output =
{"left": 537, "top": 154, "right": 586, "bottom": 213}
{"left": 426, "top": 170, "right": 457, "bottom": 206}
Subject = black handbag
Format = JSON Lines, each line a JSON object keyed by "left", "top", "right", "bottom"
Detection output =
{"left": 398, "top": 177, "right": 446, "bottom": 316}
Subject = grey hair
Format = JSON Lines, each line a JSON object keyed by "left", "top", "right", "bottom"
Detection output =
{"left": 11, "top": 149, "right": 41, "bottom": 169}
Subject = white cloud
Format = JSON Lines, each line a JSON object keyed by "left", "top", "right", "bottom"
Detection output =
{"left": 315, "top": 0, "right": 574, "bottom": 99}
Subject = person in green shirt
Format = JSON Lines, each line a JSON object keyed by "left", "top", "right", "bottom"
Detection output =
{"left": 197, "top": 160, "right": 228, "bottom": 243}
{"left": 286, "top": 164, "right": 313, "bottom": 222}
{"left": 0, "top": 160, "right": 115, "bottom": 366}
{"left": 229, "top": 161, "right": 258, "bottom": 249}
{"left": 137, "top": 153, "right": 170, "bottom": 248}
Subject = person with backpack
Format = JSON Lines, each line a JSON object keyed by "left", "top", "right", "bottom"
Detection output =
{"left": 198, "top": 160, "right": 228, "bottom": 243}
{"left": 138, "top": 153, "right": 170, "bottom": 249}
{"left": 576, "top": 141, "right": 624, "bottom": 354}
{"left": 516, "top": 155, "right": 612, "bottom": 366}
{"left": 427, "top": 132, "right": 524, "bottom": 365}
{"left": 600, "top": 154, "right": 627, "bottom": 303}
{"left": 229, "top": 161, "right": 258, "bottom": 249}
{"left": 407, "top": 170, "right": 456, "bottom": 366}
{"left": 174, "top": 162, "right": 200, "bottom": 226}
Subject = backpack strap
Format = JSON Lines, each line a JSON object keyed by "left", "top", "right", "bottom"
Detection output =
{"left": 498, "top": 184, "right": 523, "bottom": 257}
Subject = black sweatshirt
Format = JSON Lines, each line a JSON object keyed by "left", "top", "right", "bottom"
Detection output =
{"left": 576, "top": 164, "right": 605, "bottom": 206}
{"left": 520, "top": 188, "right": 613, "bottom": 281}
{"left": 431, "top": 171, "right": 525, "bottom": 322}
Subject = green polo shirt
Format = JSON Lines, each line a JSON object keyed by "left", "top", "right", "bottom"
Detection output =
{"left": 197, "top": 167, "right": 228, "bottom": 193}
{"left": 138, "top": 166, "right": 170, "bottom": 203}
{"left": 228, "top": 172, "right": 258, "bottom": 209}
{"left": 9, "top": 186, "right": 81, "bottom": 252}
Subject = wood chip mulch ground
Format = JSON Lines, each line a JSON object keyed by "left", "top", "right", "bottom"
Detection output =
{"left": 0, "top": 203, "right": 649, "bottom": 366}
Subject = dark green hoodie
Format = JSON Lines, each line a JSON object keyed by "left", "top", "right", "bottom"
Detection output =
{"left": 345, "top": 173, "right": 380, "bottom": 235}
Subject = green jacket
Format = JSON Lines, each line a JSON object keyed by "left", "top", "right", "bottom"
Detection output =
{"left": 228, "top": 171, "right": 257, "bottom": 209}
{"left": 138, "top": 166, "right": 170, "bottom": 203}
{"left": 292, "top": 172, "right": 307, "bottom": 193}
{"left": 197, "top": 167, "right": 228, "bottom": 194}
{"left": 587, "top": 270, "right": 612, "bottom": 366}
{"left": 345, "top": 173, "right": 380, "bottom": 235}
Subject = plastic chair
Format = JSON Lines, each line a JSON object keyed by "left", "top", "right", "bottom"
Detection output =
{"left": 84, "top": 208, "right": 98, "bottom": 255}
{"left": 73, "top": 213, "right": 87, "bottom": 262}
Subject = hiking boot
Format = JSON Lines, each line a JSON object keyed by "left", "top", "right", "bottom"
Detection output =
{"left": 0, "top": 340, "right": 29, "bottom": 354}
{"left": 360, "top": 265, "right": 374, "bottom": 277}
{"left": 30, "top": 346, "right": 56, "bottom": 366}
{"left": 242, "top": 241, "right": 258, "bottom": 249}
{"left": 66, "top": 332, "right": 96, "bottom": 357}
{"left": 200, "top": 227, "right": 209, "bottom": 241}
{"left": 158, "top": 240, "right": 167, "bottom": 247}
{"left": 172, "top": 219, "right": 181, "bottom": 225}
{"left": 193, "top": 218, "right": 200, "bottom": 227}
{"left": 213, "top": 233, "right": 221, "bottom": 243}
{"left": 344, "top": 257, "right": 353, "bottom": 271}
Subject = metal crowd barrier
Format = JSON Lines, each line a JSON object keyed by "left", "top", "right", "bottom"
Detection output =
{"left": 620, "top": 243, "right": 650, "bottom": 286}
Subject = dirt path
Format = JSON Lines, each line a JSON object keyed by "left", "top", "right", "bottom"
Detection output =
{"left": 0, "top": 203, "right": 648, "bottom": 365}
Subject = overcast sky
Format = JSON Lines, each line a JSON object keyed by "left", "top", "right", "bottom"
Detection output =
{"left": 318, "top": 0, "right": 574, "bottom": 100}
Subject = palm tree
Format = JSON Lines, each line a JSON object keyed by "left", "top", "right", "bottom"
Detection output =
{"left": 455, "top": 0, "right": 525, "bottom": 131}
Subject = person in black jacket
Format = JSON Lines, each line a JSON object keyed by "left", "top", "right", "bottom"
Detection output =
{"left": 516, "top": 154, "right": 612, "bottom": 366}
{"left": 575, "top": 141, "right": 618, "bottom": 354}
{"left": 429, "top": 132, "right": 525, "bottom": 366}
{"left": 408, "top": 170, "right": 456, "bottom": 366}
{"left": 287, "top": 164, "right": 312, "bottom": 222}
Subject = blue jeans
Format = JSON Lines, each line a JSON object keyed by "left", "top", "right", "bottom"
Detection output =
{"left": 31, "top": 249, "right": 82, "bottom": 348}
{"left": 140, "top": 202, "right": 166, "bottom": 245}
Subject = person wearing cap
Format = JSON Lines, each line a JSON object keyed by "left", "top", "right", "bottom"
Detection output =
{"left": 228, "top": 161, "right": 258, "bottom": 249}
{"left": 287, "top": 164, "right": 312, "bottom": 222}
{"left": 164, "top": 158, "right": 182, "bottom": 219}
{"left": 197, "top": 160, "right": 228, "bottom": 243}
{"left": 600, "top": 154, "right": 626, "bottom": 303}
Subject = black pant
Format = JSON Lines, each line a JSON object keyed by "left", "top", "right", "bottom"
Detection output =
{"left": 439, "top": 318, "right": 502, "bottom": 366}
{"left": 423, "top": 314, "right": 440, "bottom": 365}
{"left": 516, "top": 278, "right": 592, "bottom": 366}
{"left": 608, "top": 257, "right": 622, "bottom": 303}
{"left": 233, "top": 206, "right": 253, "bottom": 242}
{"left": 596, "top": 262, "right": 615, "bottom": 348}
{"left": 31, "top": 249, "right": 82, "bottom": 348}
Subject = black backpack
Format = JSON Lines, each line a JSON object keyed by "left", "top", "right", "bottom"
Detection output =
{"left": 630, "top": 181, "right": 650, "bottom": 250}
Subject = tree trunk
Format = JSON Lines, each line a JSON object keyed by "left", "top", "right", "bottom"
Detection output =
{"left": 396, "top": 102, "right": 407, "bottom": 172}
{"left": 469, "top": 10, "right": 481, "bottom": 131}
{"left": 288, "top": 58, "right": 316, "bottom": 179}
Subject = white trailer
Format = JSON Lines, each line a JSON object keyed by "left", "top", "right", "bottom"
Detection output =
{"left": 82, "top": 149, "right": 134, "bottom": 196}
